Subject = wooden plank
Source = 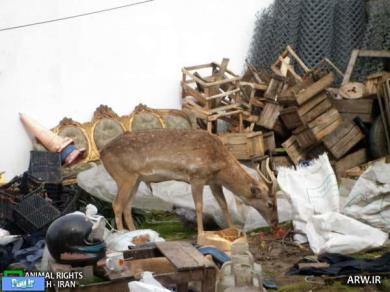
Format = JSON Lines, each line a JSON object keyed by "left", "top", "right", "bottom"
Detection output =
{"left": 308, "top": 108, "right": 341, "bottom": 129}
{"left": 322, "top": 120, "right": 354, "bottom": 149}
{"left": 332, "top": 99, "right": 373, "bottom": 114}
{"left": 342, "top": 49, "right": 360, "bottom": 85}
{"left": 294, "top": 126, "right": 317, "bottom": 149}
{"left": 301, "top": 99, "right": 332, "bottom": 124}
{"left": 344, "top": 157, "right": 387, "bottom": 177}
{"left": 341, "top": 113, "right": 373, "bottom": 123}
{"left": 295, "top": 72, "right": 335, "bottom": 105}
{"left": 297, "top": 92, "right": 328, "bottom": 116}
{"left": 263, "top": 131, "right": 276, "bottom": 152}
{"left": 335, "top": 149, "right": 368, "bottom": 177}
{"left": 311, "top": 118, "right": 343, "bottom": 141}
{"left": 156, "top": 241, "right": 209, "bottom": 271}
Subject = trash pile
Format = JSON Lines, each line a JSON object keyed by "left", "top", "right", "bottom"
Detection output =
{"left": 181, "top": 47, "right": 390, "bottom": 178}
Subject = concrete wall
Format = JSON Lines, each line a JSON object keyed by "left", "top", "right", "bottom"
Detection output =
{"left": 0, "top": 0, "right": 272, "bottom": 179}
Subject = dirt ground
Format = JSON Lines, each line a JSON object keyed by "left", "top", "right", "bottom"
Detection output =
{"left": 247, "top": 230, "right": 389, "bottom": 292}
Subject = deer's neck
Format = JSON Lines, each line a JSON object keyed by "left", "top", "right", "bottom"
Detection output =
{"left": 217, "top": 158, "right": 255, "bottom": 199}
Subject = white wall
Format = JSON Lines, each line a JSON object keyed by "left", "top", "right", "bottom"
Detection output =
{"left": 0, "top": 0, "right": 272, "bottom": 179}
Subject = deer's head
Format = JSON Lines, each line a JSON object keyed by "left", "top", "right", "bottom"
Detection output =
{"left": 249, "top": 158, "right": 278, "bottom": 228}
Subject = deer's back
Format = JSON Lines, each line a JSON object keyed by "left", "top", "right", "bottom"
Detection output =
{"left": 100, "top": 129, "right": 230, "bottom": 182}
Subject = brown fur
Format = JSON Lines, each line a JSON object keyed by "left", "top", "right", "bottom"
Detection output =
{"left": 100, "top": 129, "right": 278, "bottom": 233}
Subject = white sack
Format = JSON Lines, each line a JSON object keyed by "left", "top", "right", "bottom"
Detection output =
{"left": 306, "top": 212, "right": 388, "bottom": 254}
{"left": 105, "top": 229, "right": 164, "bottom": 252}
{"left": 277, "top": 153, "right": 388, "bottom": 254}
{"left": 277, "top": 154, "right": 339, "bottom": 243}
{"left": 344, "top": 162, "right": 390, "bottom": 232}
{"left": 77, "top": 163, "right": 293, "bottom": 231}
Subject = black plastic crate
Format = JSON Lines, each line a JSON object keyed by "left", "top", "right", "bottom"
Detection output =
{"left": 13, "top": 193, "right": 61, "bottom": 233}
{"left": 0, "top": 194, "right": 14, "bottom": 223}
{"left": 28, "top": 151, "right": 62, "bottom": 184}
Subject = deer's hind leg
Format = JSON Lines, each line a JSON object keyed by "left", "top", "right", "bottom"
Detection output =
{"left": 113, "top": 174, "right": 139, "bottom": 231}
{"left": 123, "top": 179, "right": 140, "bottom": 231}
{"left": 210, "top": 182, "right": 235, "bottom": 228}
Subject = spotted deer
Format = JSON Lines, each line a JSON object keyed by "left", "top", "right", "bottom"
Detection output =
{"left": 100, "top": 129, "right": 278, "bottom": 234}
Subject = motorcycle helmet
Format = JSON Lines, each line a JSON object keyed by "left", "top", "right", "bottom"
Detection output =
{"left": 46, "top": 213, "right": 106, "bottom": 266}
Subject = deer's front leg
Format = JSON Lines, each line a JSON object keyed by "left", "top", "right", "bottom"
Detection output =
{"left": 210, "top": 182, "right": 235, "bottom": 228}
{"left": 191, "top": 179, "right": 206, "bottom": 235}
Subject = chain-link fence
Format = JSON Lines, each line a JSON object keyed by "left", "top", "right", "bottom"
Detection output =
{"left": 248, "top": 0, "right": 389, "bottom": 82}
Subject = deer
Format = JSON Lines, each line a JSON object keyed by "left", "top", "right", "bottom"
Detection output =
{"left": 100, "top": 129, "right": 278, "bottom": 235}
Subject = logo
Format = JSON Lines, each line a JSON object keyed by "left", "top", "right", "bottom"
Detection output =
{"left": 1, "top": 270, "right": 45, "bottom": 291}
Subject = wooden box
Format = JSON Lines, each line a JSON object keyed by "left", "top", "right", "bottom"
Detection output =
{"left": 281, "top": 135, "right": 307, "bottom": 165}
{"left": 307, "top": 108, "right": 343, "bottom": 141}
{"left": 294, "top": 72, "right": 335, "bottom": 105}
{"left": 257, "top": 102, "right": 283, "bottom": 130}
{"left": 181, "top": 61, "right": 241, "bottom": 108}
{"left": 280, "top": 107, "right": 302, "bottom": 129}
{"left": 323, "top": 120, "right": 365, "bottom": 159}
{"left": 293, "top": 125, "right": 317, "bottom": 149}
{"left": 263, "top": 131, "right": 276, "bottom": 153}
{"left": 218, "top": 131, "right": 264, "bottom": 160}
{"left": 332, "top": 98, "right": 374, "bottom": 123}
{"left": 280, "top": 93, "right": 332, "bottom": 130}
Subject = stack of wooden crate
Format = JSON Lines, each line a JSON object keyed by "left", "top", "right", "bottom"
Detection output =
{"left": 181, "top": 47, "right": 382, "bottom": 178}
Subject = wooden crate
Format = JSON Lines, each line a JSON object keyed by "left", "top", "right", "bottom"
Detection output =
{"left": 298, "top": 92, "right": 332, "bottom": 124}
{"left": 257, "top": 102, "right": 283, "bottom": 130}
{"left": 323, "top": 120, "right": 365, "bottom": 159}
{"left": 281, "top": 135, "right": 307, "bottom": 165}
{"left": 264, "top": 74, "right": 285, "bottom": 100}
{"left": 334, "top": 148, "right": 368, "bottom": 177}
{"left": 280, "top": 93, "right": 332, "bottom": 130}
{"left": 331, "top": 98, "right": 374, "bottom": 123}
{"left": 278, "top": 75, "right": 314, "bottom": 105}
{"left": 295, "top": 72, "right": 335, "bottom": 105}
{"left": 181, "top": 61, "right": 240, "bottom": 108}
{"left": 263, "top": 131, "right": 276, "bottom": 153}
{"left": 293, "top": 126, "right": 317, "bottom": 149}
{"left": 280, "top": 107, "right": 302, "bottom": 129}
{"left": 307, "top": 108, "right": 343, "bottom": 141}
{"left": 218, "top": 131, "right": 264, "bottom": 160}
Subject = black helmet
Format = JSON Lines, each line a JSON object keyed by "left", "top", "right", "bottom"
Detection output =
{"left": 46, "top": 213, "right": 106, "bottom": 266}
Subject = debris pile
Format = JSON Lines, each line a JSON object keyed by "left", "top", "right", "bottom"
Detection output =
{"left": 181, "top": 47, "right": 390, "bottom": 177}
